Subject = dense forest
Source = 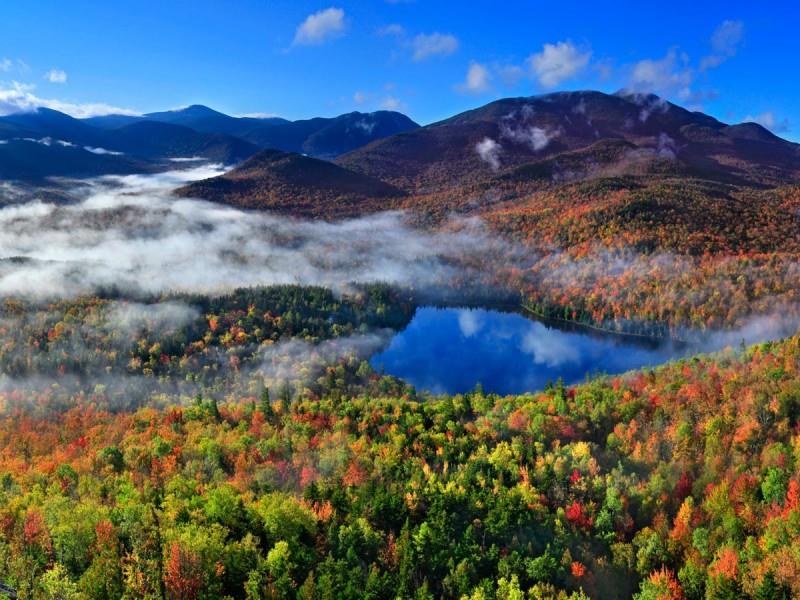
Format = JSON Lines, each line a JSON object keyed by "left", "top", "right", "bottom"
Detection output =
{"left": 0, "top": 284, "right": 796, "bottom": 598}
{"left": 0, "top": 285, "right": 414, "bottom": 414}
{"left": 0, "top": 322, "right": 799, "bottom": 598}
{"left": 475, "top": 181, "right": 800, "bottom": 338}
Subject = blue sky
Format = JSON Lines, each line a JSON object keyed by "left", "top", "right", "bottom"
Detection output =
{"left": 0, "top": 1, "right": 797, "bottom": 139}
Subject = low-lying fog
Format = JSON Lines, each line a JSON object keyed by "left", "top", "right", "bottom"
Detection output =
{"left": 0, "top": 164, "right": 513, "bottom": 299}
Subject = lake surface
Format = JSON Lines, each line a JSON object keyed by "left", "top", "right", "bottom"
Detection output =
{"left": 370, "top": 307, "right": 694, "bottom": 395}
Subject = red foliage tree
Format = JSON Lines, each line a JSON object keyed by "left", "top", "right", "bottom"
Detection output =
{"left": 164, "top": 542, "right": 203, "bottom": 600}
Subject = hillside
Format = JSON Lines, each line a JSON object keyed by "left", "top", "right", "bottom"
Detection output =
{"left": 176, "top": 149, "right": 405, "bottom": 216}
{"left": 1, "top": 107, "right": 109, "bottom": 147}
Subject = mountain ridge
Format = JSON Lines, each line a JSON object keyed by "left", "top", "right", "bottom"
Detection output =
{"left": 176, "top": 90, "right": 800, "bottom": 221}
{"left": 0, "top": 104, "right": 419, "bottom": 182}
{"left": 89, "top": 105, "right": 420, "bottom": 159}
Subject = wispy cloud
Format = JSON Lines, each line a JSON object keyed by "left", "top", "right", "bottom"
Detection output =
{"left": 624, "top": 20, "right": 744, "bottom": 109}
{"left": 377, "top": 23, "right": 405, "bottom": 37}
{"left": 457, "top": 61, "right": 492, "bottom": 94}
{"left": 700, "top": 20, "right": 744, "bottom": 71}
{"left": 44, "top": 68, "right": 67, "bottom": 84}
{"left": 292, "top": 7, "right": 346, "bottom": 46}
{"left": 238, "top": 112, "right": 282, "bottom": 119}
{"left": 0, "top": 58, "right": 29, "bottom": 74}
{"left": 411, "top": 32, "right": 459, "bottom": 61}
{"left": 380, "top": 95, "right": 406, "bottom": 111}
{"left": 527, "top": 41, "right": 591, "bottom": 88}
{"left": 0, "top": 81, "right": 138, "bottom": 117}
{"left": 475, "top": 137, "right": 501, "bottom": 170}
{"left": 628, "top": 48, "right": 692, "bottom": 98}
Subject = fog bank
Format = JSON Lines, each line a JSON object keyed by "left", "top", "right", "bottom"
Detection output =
{"left": 0, "top": 165, "right": 516, "bottom": 300}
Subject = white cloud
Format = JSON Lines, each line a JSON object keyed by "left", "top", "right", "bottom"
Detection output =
{"left": 380, "top": 95, "right": 405, "bottom": 111}
{"left": 44, "top": 68, "right": 67, "bottom": 83}
{"left": 502, "top": 124, "right": 555, "bottom": 151}
{"left": 701, "top": 20, "right": 744, "bottom": 71}
{"left": 458, "top": 61, "right": 491, "bottom": 94}
{"left": 528, "top": 41, "right": 591, "bottom": 88}
{"left": 629, "top": 48, "right": 693, "bottom": 98}
{"left": 353, "top": 91, "right": 367, "bottom": 104}
{"left": 411, "top": 32, "right": 459, "bottom": 61}
{"left": 519, "top": 323, "right": 580, "bottom": 367}
{"left": 0, "top": 81, "right": 138, "bottom": 118}
{"left": 457, "top": 310, "right": 485, "bottom": 337}
{"left": 0, "top": 58, "right": 28, "bottom": 74}
{"left": 378, "top": 23, "right": 405, "bottom": 37}
{"left": 743, "top": 111, "right": 789, "bottom": 133}
{"left": 292, "top": 7, "right": 346, "bottom": 46}
{"left": 499, "top": 107, "right": 560, "bottom": 151}
{"left": 475, "top": 137, "right": 501, "bottom": 170}
{"left": 353, "top": 117, "right": 375, "bottom": 134}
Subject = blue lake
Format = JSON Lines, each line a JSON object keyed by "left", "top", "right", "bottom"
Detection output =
{"left": 370, "top": 307, "right": 695, "bottom": 395}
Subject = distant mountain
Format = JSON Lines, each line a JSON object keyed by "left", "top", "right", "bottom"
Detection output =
{"left": 178, "top": 91, "right": 800, "bottom": 224}
{"left": 82, "top": 114, "right": 145, "bottom": 129}
{"left": 231, "top": 111, "right": 420, "bottom": 159}
{"left": 337, "top": 90, "right": 800, "bottom": 192}
{"left": 1, "top": 107, "right": 109, "bottom": 147}
{"left": 298, "top": 111, "right": 421, "bottom": 159}
{"left": 0, "top": 102, "right": 418, "bottom": 181}
{"left": 143, "top": 104, "right": 290, "bottom": 130}
{"left": 0, "top": 138, "right": 150, "bottom": 181}
{"left": 89, "top": 105, "right": 420, "bottom": 159}
{"left": 0, "top": 108, "right": 260, "bottom": 181}
{"left": 109, "top": 121, "right": 259, "bottom": 163}
{"left": 176, "top": 149, "right": 405, "bottom": 217}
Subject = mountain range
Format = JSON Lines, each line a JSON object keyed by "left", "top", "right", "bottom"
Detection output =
{"left": 2, "top": 90, "right": 799, "bottom": 235}
{"left": 0, "top": 105, "right": 419, "bottom": 182}
{"left": 176, "top": 90, "right": 800, "bottom": 221}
